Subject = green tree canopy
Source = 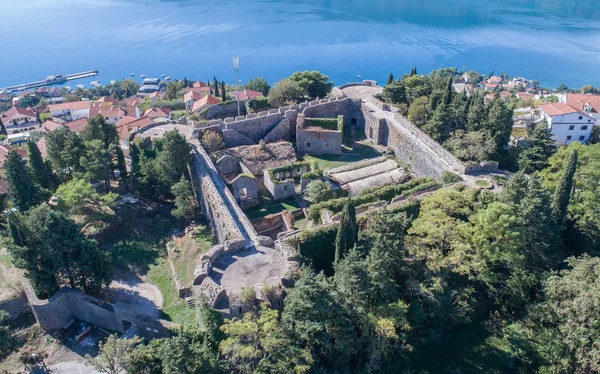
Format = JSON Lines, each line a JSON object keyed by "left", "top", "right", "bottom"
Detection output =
{"left": 289, "top": 70, "right": 333, "bottom": 98}
{"left": 245, "top": 77, "right": 270, "bottom": 96}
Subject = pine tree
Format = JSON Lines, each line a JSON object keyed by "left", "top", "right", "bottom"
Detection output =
{"left": 115, "top": 140, "right": 127, "bottom": 179}
{"left": 551, "top": 149, "right": 578, "bottom": 224}
{"left": 221, "top": 81, "right": 226, "bottom": 102}
{"left": 410, "top": 67, "right": 417, "bottom": 76}
{"left": 213, "top": 77, "right": 220, "bottom": 97}
{"left": 387, "top": 73, "right": 394, "bottom": 86}
{"left": 518, "top": 124, "right": 557, "bottom": 173}
{"left": 27, "top": 141, "right": 51, "bottom": 190}
{"left": 3, "top": 150, "right": 39, "bottom": 211}
{"left": 335, "top": 198, "right": 358, "bottom": 264}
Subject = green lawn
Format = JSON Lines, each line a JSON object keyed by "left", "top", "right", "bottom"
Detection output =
{"left": 146, "top": 259, "right": 196, "bottom": 325}
{"left": 245, "top": 196, "right": 301, "bottom": 220}
{"left": 390, "top": 322, "right": 514, "bottom": 374}
{"left": 475, "top": 179, "right": 492, "bottom": 188}
{"left": 304, "top": 142, "right": 382, "bottom": 171}
{"left": 170, "top": 233, "right": 213, "bottom": 288}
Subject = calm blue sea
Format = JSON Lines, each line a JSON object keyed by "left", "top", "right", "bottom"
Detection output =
{"left": 1, "top": 0, "right": 600, "bottom": 89}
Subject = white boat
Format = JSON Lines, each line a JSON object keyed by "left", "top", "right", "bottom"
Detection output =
{"left": 140, "top": 74, "right": 147, "bottom": 78}
{"left": 165, "top": 76, "right": 171, "bottom": 81}
{"left": 357, "top": 73, "right": 362, "bottom": 79}
{"left": 130, "top": 73, "right": 135, "bottom": 77}
{"left": 110, "top": 80, "right": 116, "bottom": 85}
{"left": 160, "top": 74, "right": 166, "bottom": 77}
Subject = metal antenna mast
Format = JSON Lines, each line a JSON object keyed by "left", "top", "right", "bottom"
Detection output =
{"left": 233, "top": 56, "right": 240, "bottom": 116}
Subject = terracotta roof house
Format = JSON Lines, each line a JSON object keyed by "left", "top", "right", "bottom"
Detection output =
{"left": 66, "top": 118, "right": 89, "bottom": 133}
{"left": 41, "top": 120, "right": 64, "bottom": 132}
{"left": 193, "top": 81, "right": 208, "bottom": 88}
{"left": 562, "top": 93, "right": 600, "bottom": 122}
{"left": 517, "top": 92, "right": 535, "bottom": 99}
{"left": 93, "top": 96, "right": 120, "bottom": 106}
{"left": 47, "top": 100, "right": 91, "bottom": 121}
{"left": 1, "top": 106, "right": 40, "bottom": 134}
{"left": 0, "top": 93, "right": 10, "bottom": 102}
{"left": 144, "top": 107, "right": 171, "bottom": 120}
{"left": 184, "top": 90, "right": 206, "bottom": 111}
{"left": 191, "top": 95, "right": 221, "bottom": 113}
{"left": 0, "top": 145, "right": 28, "bottom": 167}
{"left": 229, "top": 89, "right": 263, "bottom": 101}
{"left": 484, "top": 82, "right": 498, "bottom": 91}
{"left": 488, "top": 76, "right": 503, "bottom": 84}
{"left": 123, "top": 97, "right": 142, "bottom": 107}
{"left": 116, "top": 116, "right": 155, "bottom": 147}
{"left": 539, "top": 102, "right": 595, "bottom": 144}
{"left": 89, "top": 105, "right": 138, "bottom": 125}
{"left": 147, "top": 91, "right": 164, "bottom": 102}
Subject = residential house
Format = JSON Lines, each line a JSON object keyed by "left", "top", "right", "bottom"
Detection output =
{"left": 193, "top": 81, "right": 209, "bottom": 89}
{"left": 144, "top": 107, "right": 171, "bottom": 120}
{"left": 147, "top": 91, "right": 164, "bottom": 102}
{"left": 229, "top": 89, "right": 263, "bottom": 102}
{"left": 538, "top": 102, "right": 595, "bottom": 144}
{"left": 484, "top": 82, "right": 498, "bottom": 91}
{"left": 47, "top": 101, "right": 91, "bottom": 121}
{"left": 93, "top": 96, "right": 120, "bottom": 106}
{"left": 0, "top": 144, "right": 27, "bottom": 167}
{"left": 1, "top": 107, "right": 40, "bottom": 134}
{"left": 41, "top": 120, "right": 64, "bottom": 132}
{"left": 116, "top": 116, "right": 155, "bottom": 150}
{"left": 66, "top": 118, "right": 89, "bottom": 133}
{"left": 488, "top": 76, "right": 503, "bottom": 85}
{"left": 89, "top": 105, "right": 138, "bottom": 125}
{"left": 191, "top": 95, "right": 221, "bottom": 114}
{"left": 0, "top": 93, "right": 10, "bottom": 102}
{"left": 561, "top": 93, "right": 600, "bottom": 124}
{"left": 123, "top": 97, "right": 142, "bottom": 107}
{"left": 184, "top": 90, "right": 205, "bottom": 111}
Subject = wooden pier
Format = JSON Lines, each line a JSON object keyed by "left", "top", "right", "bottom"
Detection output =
{"left": 1, "top": 69, "right": 99, "bottom": 92}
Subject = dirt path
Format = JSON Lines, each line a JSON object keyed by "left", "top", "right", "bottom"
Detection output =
{"left": 103, "top": 270, "right": 163, "bottom": 319}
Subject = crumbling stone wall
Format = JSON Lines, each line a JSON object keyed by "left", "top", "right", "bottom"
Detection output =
{"left": 204, "top": 101, "right": 245, "bottom": 120}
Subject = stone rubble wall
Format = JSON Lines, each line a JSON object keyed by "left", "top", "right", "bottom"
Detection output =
{"left": 0, "top": 293, "right": 29, "bottom": 320}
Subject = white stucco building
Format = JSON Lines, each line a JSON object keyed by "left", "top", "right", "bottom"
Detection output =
{"left": 47, "top": 101, "right": 91, "bottom": 121}
{"left": 539, "top": 102, "right": 595, "bottom": 144}
{"left": 0, "top": 106, "right": 40, "bottom": 134}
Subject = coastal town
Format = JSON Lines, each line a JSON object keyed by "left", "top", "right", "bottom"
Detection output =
{"left": 0, "top": 66, "right": 599, "bottom": 374}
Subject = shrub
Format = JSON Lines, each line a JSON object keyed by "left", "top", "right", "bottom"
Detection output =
{"left": 492, "top": 175, "right": 509, "bottom": 186}
{"left": 240, "top": 286, "right": 256, "bottom": 304}
{"left": 441, "top": 171, "right": 462, "bottom": 185}
{"left": 298, "top": 225, "right": 338, "bottom": 275}
{"left": 305, "top": 180, "right": 331, "bottom": 203}
{"left": 201, "top": 131, "right": 224, "bottom": 153}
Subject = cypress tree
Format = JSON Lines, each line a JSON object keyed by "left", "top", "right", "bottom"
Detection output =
{"left": 3, "top": 150, "right": 39, "bottom": 211}
{"left": 221, "top": 81, "right": 226, "bottom": 102}
{"left": 115, "top": 140, "right": 127, "bottom": 179}
{"left": 443, "top": 76, "right": 453, "bottom": 106}
{"left": 213, "top": 76, "right": 220, "bottom": 97}
{"left": 129, "top": 141, "right": 140, "bottom": 190}
{"left": 551, "top": 149, "right": 578, "bottom": 224}
{"left": 410, "top": 66, "right": 417, "bottom": 76}
{"left": 387, "top": 73, "right": 394, "bottom": 86}
{"left": 335, "top": 198, "right": 358, "bottom": 264}
{"left": 207, "top": 80, "right": 212, "bottom": 95}
{"left": 6, "top": 212, "right": 24, "bottom": 247}
{"left": 27, "top": 141, "right": 51, "bottom": 190}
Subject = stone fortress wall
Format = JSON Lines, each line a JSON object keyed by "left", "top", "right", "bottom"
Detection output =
{"left": 23, "top": 283, "right": 173, "bottom": 339}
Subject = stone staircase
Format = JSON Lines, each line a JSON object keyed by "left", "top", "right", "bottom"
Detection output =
{"left": 185, "top": 296, "right": 196, "bottom": 309}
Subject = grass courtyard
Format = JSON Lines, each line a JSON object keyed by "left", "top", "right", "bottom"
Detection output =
{"left": 303, "top": 140, "right": 383, "bottom": 171}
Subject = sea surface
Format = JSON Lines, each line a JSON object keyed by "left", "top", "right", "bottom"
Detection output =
{"left": 2, "top": 0, "right": 600, "bottom": 89}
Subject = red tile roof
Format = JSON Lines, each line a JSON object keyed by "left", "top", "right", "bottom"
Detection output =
{"left": 48, "top": 100, "right": 91, "bottom": 112}
{"left": 89, "top": 105, "right": 136, "bottom": 119}
{"left": 36, "top": 137, "right": 48, "bottom": 158}
{"left": 0, "top": 145, "right": 28, "bottom": 167}
{"left": 123, "top": 97, "right": 142, "bottom": 107}
{"left": 517, "top": 92, "right": 535, "bottom": 98}
{"left": 66, "top": 118, "right": 89, "bottom": 133}
{"left": 144, "top": 107, "right": 171, "bottom": 119}
{"left": 193, "top": 81, "right": 208, "bottom": 88}
{"left": 539, "top": 102, "right": 593, "bottom": 117}
{"left": 184, "top": 90, "right": 204, "bottom": 103}
{"left": 191, "top": 95, "right": 221, "bottom": 112}
{"left": 117, "top": 116, "right": 155, "bottom": 140}
{"left": 1, "top": 106, "right": 37, "bottom": 123}
{"left": 93, "top": 96, "right": 120, "bottom": 106}
{"left": 41, "top": 120, "right": 64, "bottom": 132}
{"left": 564, "top": 93, "right": 600, "bottom": 113}
{"left": 229, "top": 89, "right": 263, "bottom": 101}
